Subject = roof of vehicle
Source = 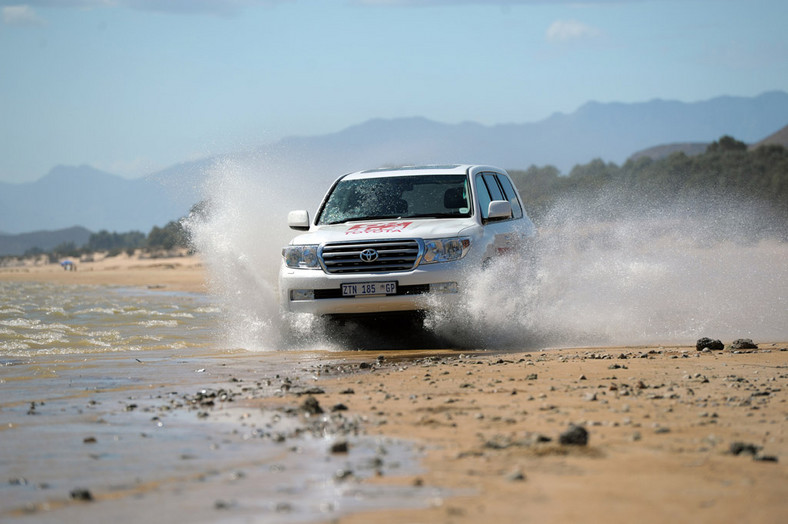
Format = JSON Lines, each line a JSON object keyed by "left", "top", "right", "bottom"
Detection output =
{"left": 343, "top": 164, "right": 505, "bottom": 180}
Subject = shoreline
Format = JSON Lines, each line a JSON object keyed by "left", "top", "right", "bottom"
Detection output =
{"left": 0, "top": 252, "right": 207, "bottom": 293}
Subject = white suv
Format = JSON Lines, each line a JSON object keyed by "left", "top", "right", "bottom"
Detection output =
{"left": 279, "top": 165, "right": 535, "bottom": 317}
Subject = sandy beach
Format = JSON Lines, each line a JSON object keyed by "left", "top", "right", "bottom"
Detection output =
{"left": 0, "top": 251, "right": 207, "bottom": 293}
{"left": 1, "top": 259, "right": 786, "bottom": 523}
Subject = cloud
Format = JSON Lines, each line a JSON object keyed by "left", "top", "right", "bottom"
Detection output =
{"left": 2, "top": 5, "right": 46, "bottom": 26}
{"left": 0, "top": 0, "right": 291, "bottom": 16}
{"left": 546, "top": 19, "right": 602, "bottom": 43}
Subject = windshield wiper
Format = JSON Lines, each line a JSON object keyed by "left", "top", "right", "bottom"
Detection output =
{"left": 402, "top": 213, "right": 463, "bottom": 219}
{"left": 324, "top": 215, "right": 403, "bottom": 225}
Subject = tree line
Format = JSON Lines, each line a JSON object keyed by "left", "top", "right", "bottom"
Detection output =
{"left": 509, "top": 135, "right": 787, "bottom": 232}
{"left": 27, "top": 220, "right": 190, "bottom": 259}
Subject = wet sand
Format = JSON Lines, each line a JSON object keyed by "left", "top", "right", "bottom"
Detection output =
{"left": 4, "top": 343, "right": 786, "bottom": 523}
{"left": 1, "top": 262, "right": 786, "bottom": 522}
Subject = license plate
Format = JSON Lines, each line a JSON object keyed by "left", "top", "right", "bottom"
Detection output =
{"left": 341, "top": 282, "right": 397, "bottom": 297}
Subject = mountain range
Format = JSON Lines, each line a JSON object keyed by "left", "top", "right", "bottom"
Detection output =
{"left": 0, "top": 226, "right": 92, "bottom": 257}
{"left": 1, "top": 90, "right": 787, "bottom": 250}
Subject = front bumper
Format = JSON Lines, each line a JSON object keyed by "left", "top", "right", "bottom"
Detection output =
{"left": 279, "top": 262, "right": 465, "bottom": 316}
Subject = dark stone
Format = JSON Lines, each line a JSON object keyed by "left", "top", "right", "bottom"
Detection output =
{"left": 301, "top": 396, "right": 324, "bottom": 415}
{"left": 696, "top": 337, "right": 724, "bottom": 351}
{"left": 70, "top": 488, "right": 93, "bottom": 501}
{"left": 330, "top": 441, "right": 349, "bottom": 454}
{"left": 730, "top": 441, "right": 760, "bottom": 456}
{"left": 559, "top": 425, "right": 589, "bottom": 446}
{"left": 730, "top": 338, "right": 758, "bottom": 350}
{"left": 294, "top": 387, "right": 325, "bottom": 396}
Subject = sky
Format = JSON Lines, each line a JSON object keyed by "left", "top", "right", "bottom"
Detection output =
{"left": 0, "top": 0, "right": 786, "bottom": 183}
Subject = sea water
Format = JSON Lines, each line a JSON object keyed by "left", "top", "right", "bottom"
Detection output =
{"left": 0, "top": 282, "right": 220, "bottom": 359}
{"left": 0, "top": 282, "right": 434, "bottom": 523}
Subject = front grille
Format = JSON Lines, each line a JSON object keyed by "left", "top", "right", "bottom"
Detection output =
{"left": 320, "top": 239, "right": 421, "bottom": 274}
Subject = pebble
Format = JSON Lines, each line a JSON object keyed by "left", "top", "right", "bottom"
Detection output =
{"left": 301, "top": 396, "right": 324, "bottom": 415}
{"left": 559, "top": 425, "right": 589, "bottom": 446}
{"left": 70, "top": 488, "right": 93, "bottom": 502}
{"left": 730, "top": 338, "right": 758, "bottom": 350}
{"left": 506, "top": 469, "right": 526, "bottom": 482}
{"left": 729, "top": 442, "right": 760, "bottom": 456}
{"left": 696, "top": 337, "right": 724, "bottom": 351}
{"left": 330, "top": 441, "right": 349, "bottom": 454}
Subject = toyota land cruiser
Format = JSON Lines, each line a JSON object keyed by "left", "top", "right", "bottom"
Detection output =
{"left": 279, "top": 164, "right": 535, "bottom": 317}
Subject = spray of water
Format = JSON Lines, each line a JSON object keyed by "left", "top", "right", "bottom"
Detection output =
{"left": 429, "top": 190, "right": 788, "bottom": 348}
{"left": 186, "top": 160, "right": 787, "bottom": 351}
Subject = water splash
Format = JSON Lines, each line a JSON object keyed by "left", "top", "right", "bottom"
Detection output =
{"left": 184, "top": 156, "right": 333, "bottom": 350}
{"left": 187, "top": 161, "right": 787, "bottom": 351}
{"left": 429, "top": 191, "right": 788, "bottom": 348}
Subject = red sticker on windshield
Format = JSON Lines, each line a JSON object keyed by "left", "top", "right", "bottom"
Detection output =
{"left": 345, "top": 221, "right": 413, "bottom": 235}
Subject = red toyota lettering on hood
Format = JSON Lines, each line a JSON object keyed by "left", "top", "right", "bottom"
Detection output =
{"left": 345, "top": 221, "right": 413, "bottom": 235}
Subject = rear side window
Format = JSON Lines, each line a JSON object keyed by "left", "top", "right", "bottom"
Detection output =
{"left": 475, "top": 173, "right": 492, "bottom": 219}
{"left": 482, "top": 173, "right": 505, "bottom": 201}
{"left": 497, "top": 175, "right": 523, "bottom": 219}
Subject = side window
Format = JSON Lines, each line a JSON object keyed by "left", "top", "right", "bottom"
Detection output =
{"left": 475, "top": 173, "right": 492, "bottom": 219}
{"left": 482, "top": 173, "right": 504, "bottom": 201}
{"left": 497, "top": 175, "right": 523, "bottom": 219}
{"left": 478, "top": 172, "right": 513, "bottom": 221}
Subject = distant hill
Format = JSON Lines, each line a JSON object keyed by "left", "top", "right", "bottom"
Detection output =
{"left": 628, "top": 142, "right": 710, "bottom": 161}
{"left": 628, "top": 121, "right": 788, "bottom": 161}
{"left": 750, "top": 124, "right": 788, "bottom": 149}
{"left": 0, "top": 165, "right": 189, "bottom": 235}
{"left": 3, "top": 91, "right": 788, "bottom": 235}
{"left": 0, "top": 226, "right": 92, "bottom": 257}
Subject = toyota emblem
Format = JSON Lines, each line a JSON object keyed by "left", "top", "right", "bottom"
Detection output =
{"left": 359, "top": 248, "right": 379, "bottom": 262}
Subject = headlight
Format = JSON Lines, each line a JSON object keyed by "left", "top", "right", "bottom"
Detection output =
{"left": 282, "top": 245, "right": 320, "bottom": 269}
{"left": 422, "top": 237, "right": 471, "bottom": 264}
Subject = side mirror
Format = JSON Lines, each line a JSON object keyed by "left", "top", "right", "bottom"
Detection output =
{"left": 287, "top": 210, "right": 310, "bottom": 231}
{"left": 487, "top": 200, "right": 512, "bottom": 220}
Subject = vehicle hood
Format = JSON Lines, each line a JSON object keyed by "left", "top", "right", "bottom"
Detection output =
{"left": 288, "top": 218, "right": 477, "bottom": 245}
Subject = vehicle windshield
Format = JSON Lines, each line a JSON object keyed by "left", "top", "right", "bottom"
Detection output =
{"left": 317, "top": 174, "right": 472, "bottom": 225}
